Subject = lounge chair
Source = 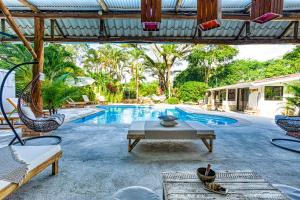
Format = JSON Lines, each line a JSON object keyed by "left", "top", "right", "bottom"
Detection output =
{"left": 82, "top": 95, "right": 97, "bottom": 105}
{"left": 7, "top": 97, "right": 50, "bottom": 116}
{"left": 0, "top": 145, "right": 62, "bottom": 199}
{"left": 275, "top": 115, "right": 300, "bottom": 134}
{"left": 97, "top": 95, "right": 108, "bottom": 105}
{"left": 0, "top": 113, "right": 23, "bottom": 129}
{"left": 65, "top": 98, "right": 86, "bottom": 108}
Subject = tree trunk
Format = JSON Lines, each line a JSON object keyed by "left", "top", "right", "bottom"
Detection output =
{"left": 32, "top": 17, "right": 44, "bottom": 117}
{"left": 167, "top": 64, "right": 171, "bottom": 99}
{"left": 135, "top": 64, "right": 139, "bottom": 102}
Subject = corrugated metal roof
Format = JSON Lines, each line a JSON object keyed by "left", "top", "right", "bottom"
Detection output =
{"left": 3, "top": 18, "right": 300, "bottom": 40}
{"left": 2, "top": 0, "right": 300, "bottom": 11}
{"left": 1, "top": 0, "right": 300, "bottom": 41}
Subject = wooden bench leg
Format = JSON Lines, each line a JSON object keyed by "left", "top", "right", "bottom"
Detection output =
{"left": 201, "top": 139, "right": 213, "bottom": 152}
{"left": 128, "top": 138, "right": 141, "bottom": 152}
{"left": 52, "top": 160, "right": 59, "bottom": 175}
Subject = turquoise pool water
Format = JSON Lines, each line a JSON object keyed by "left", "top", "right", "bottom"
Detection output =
{"left": 74, "top": 105, "right": 238, "bottom": 126}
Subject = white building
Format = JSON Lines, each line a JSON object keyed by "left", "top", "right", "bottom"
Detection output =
{"left": 0, "top": 69, "right": 16, "bottom": 113}
{"left": 206, "top": 73, "right": 300, "bottom": 118}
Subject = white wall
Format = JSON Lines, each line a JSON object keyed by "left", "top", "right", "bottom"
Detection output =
{"left": 257, "top": 83, "right": 286, "bottom": 118}
{"left": 0, "top": 69, "right": 16, "bottom": 113}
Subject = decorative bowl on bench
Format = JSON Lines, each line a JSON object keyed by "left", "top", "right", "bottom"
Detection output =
{"left": 197, "top": 167, "right": 216, "bottom": 183}
{"left": 158, "top": 115, "right": 178, "bottom": 127}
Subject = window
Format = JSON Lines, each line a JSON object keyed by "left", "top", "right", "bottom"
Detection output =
{"left": 264, "top": 86, "right": 283, "bottom": 101}
{"left": 220, "top": 90, "right": 226, "bottom": 101}
{"left": 228, "top": 89, "right": 236, "bottom": 101}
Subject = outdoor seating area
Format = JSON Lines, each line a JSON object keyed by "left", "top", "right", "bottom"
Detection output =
{"left": 0, "top": 0, "right": 300, "bottom": 199}
{"left": 0, "top": 145, "right": 62, "bottom": 199}
{"left": 127, "top": 120, "right": 215, "bottom": 152}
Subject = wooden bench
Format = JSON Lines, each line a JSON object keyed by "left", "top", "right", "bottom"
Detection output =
{"left": 0, "top": 145, "right": 62, "bottom": 199}
{"left": 127, "top": 121, "right": 216, "bottom": 153}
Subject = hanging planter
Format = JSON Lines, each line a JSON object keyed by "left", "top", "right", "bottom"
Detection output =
{"left": 251, "top": 0, "right": 284, "bottom": 24}
{"left": 197, "top": 0, "right": 221, "bottom": 31}
{"left": 141, "top": 0, "right": 161, "bottom": 31}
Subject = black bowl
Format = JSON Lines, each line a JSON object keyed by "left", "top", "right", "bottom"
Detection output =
{"left": 197, "top": 167, "right": 216, "bottom": 183}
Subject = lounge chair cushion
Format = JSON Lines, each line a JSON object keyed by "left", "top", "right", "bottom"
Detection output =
{"left": 21, "top": 107, "right": 36, "bottom": 120}
{"left": 113, "top": 186, "right": 160, "bottom": 200}
{"left": 38, "top": 114, "right": 65, "bottom": 125}
{"left": 0, "top": 145, "right": 61, "bottom": 190}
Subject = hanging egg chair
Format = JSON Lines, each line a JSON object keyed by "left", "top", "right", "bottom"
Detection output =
{"left": 0, "top": 62, "right": 63, "bottom": 146}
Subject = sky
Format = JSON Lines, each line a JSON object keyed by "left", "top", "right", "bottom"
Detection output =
{"left": 234, "top": 45, "right": 295, "bottom": 61}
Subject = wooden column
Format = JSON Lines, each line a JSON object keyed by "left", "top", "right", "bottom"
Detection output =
{"left": 32, "top": 17, "right": 44, "bottom": 115}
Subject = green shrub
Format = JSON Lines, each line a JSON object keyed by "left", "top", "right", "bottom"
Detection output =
{"left": 140, "top": 81, "right": 160, "bottom": 97}
{"left": 42, "top": 78, "right": 79, "bottom": 113}
{"left": 177, "top": 81, "right": 207, "bottom": 102}
{"left": 166, "top": 97, "right": 180, "bottom": 104}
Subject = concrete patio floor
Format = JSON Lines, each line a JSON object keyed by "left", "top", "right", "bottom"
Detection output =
{"left": 2, "top": 106, "right": 300, "bottom": 200}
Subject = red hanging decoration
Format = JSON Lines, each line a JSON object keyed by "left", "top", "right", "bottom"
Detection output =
{"left": 197, "top": 0, "right": 221, "bottom": 31}
{"left": 141, "top": 0, "right": 161, "bottom": 31}
{"left": 251, "top": 0, "right": 284, "bottom": 24}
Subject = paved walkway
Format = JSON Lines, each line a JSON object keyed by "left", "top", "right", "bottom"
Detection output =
{"left": 2, "top": 106, "right": 299, "bottom": 200}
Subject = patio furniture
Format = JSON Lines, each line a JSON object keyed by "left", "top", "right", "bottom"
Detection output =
{"left": 7, "top": 97, "right": 50, "bottom": 116}
{"left": 271, "top": 138, "right": 300, "bottom": 153}
{"left": 65, "top": 98, "right": 86, "bottom": 108}
{"left": 82, "top": 95, "right": 97, "bottom": 105}
{"left": 127, "top": 120, "right": 215, "bottom": 152}
{"left": 162, "top": 170, "right": 288, "bottom": 200}
{"left": 0, "top": 114, "right": 23, "bottom": 129}
{"left": 0, "top": 145, "right": 62, "bottom": 199}
{"left": 0, "top": 62, "right": 63, "bottom": 146}
{"left": 113, "top": 186, "right": 160, "bottom": 200}
{"left": 97, "top": 95, "right": 108, "bottom": 105}
{"left": 17, "top": 74, "right": 65, "bottom": 133}
{"left": 275, "top": 115, "right": 300, "bottom": 134}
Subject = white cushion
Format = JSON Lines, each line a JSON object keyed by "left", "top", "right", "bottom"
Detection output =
{"left": 21, "top": 107, "right": 36, "bottom": 120}
{"left": 82, "top": 95, "right": 89, "bottom": 102}
{"left": 0, "top": 145, "right": 61, "bottom": 190}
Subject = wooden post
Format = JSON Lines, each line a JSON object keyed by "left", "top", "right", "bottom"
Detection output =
{"left": 32, "top": 17, "right": 44, "bottom": 115}
{"left": 0, "top": 0, "right": 37, "bottom": 59}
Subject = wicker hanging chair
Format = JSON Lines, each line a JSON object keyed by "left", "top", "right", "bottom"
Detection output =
{"left": 17, "top": 74, "right": 65, "bottom": 133}
{"left": 0, "top": 62, "right": 63, "bottom": 145}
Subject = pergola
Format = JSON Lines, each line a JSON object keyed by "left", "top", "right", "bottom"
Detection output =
{"left": 0, "top": 0, "right": 300, "bottom": 111}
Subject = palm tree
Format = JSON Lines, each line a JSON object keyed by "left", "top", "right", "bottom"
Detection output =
{"left": 44, "top": 44, "right": 83, "bottom": 81}
{"left": 98, "top": 45, "right": 127, "bottom": 81}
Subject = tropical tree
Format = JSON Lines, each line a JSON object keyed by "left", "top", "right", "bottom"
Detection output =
{"left": 98, "top": 44, "right": 127, "bottom": 80}
{"left": 127, "top": 48, "right": 145, "bottom": 101}
{"left": 188, "top": 45, "right": 238, "bottom": 84}
{"left": 285, "top": 83, "right": 300, "bottom": 116}
{"left": 131, "top": 44, "right": 192, "bottom": 98}
{"left": 44, "top": 44, "right": 84, "bottom": 81}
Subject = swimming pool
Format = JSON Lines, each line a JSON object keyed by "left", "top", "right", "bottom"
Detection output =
{"left": 74, "top": 105, "right": 238, "bottom": 126}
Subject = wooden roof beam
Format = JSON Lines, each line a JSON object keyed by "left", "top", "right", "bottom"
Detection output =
{"left": 18, "top": 0, "right": 39, "bottom": 13}
{"left": 97, "top": 0, "right": 108, "bottom": 12}
{"left": 0, "top": 0, "right": 37, "bottom": 58}
{"left": 1, "top": 11, "right": 300, "bottom": 21}
{"left": 2, "top": 36, "right": 300, "bottom": 45}
{"left": 235, "top": 22, "right": 247, "bottom": 40}
{"left": 277, "top": 21, "right": 295, "bottom": 39}
{"left": 294, "top": 21, "right": 299, "bottom": 39}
